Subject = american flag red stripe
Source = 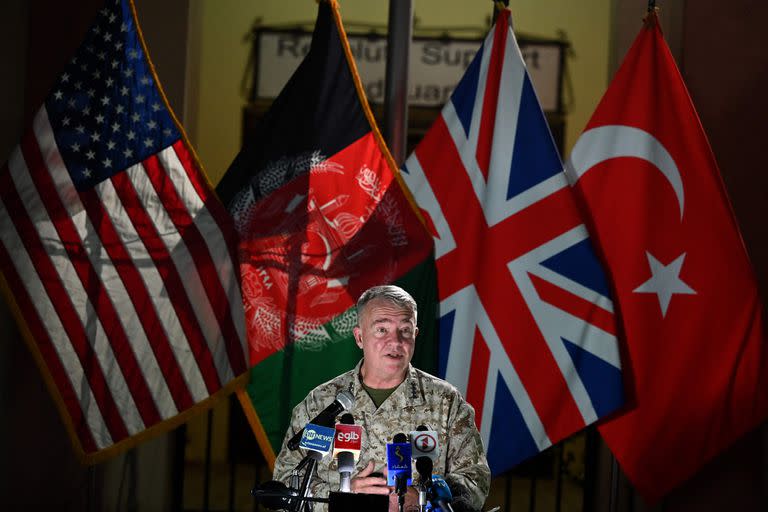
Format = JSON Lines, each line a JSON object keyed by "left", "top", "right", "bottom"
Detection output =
{"left": 112, "top": 158, "right": 223, "bottom": 397}
{"left": 0, "top": 1, "right": 247, "bottom": 458}
{"left": 0, "top": 240, "right": 99, "bottom": 452}
{"left": 0, "top": 104, "right": 246, "bottom": 452}
{"left": 167, "top": 142, "right": 247, "bottom": 375}
{"left": 78, "top": 185, "right": 192, "bottom": 413}
{"left": 0, "top": 155, "right": 131, "bottom": 443}
{"left": 20, "top": 127, "right": 164, "bottom": 429}
{"left": 140, "top": 155, "right": 227, "bottom": 390}
{"left": 171, "top": 141, "right": 242, "bottom": 266}
{"left": 148, "top": 144, "right": 247, "bottom": 376}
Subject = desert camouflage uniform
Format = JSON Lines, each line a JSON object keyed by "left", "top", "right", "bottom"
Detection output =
{"left": 273, "top": 360, "right": 491, "bottom": 511}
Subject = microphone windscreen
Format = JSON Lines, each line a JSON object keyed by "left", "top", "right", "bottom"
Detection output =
{"left": 340, "top": 413, "right": 355, "bottom": 425}
{"left": 336, "top": 390, "right": 354, "bottom": 411}
{"left": 415, "top": 457, "right": 433, "bottom": 479}
{"left": 337, "top": 451, "right": 355, "bottom": 473}
{"left": 431, "top": 476, "right": 453, "bottom": 501}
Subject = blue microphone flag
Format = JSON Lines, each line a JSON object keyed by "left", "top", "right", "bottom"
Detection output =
{"left": 298, "top": 423, "right": 335, "bottom": 455}
{"left": 386, "top": 440, "right": 413, "bottom": 486}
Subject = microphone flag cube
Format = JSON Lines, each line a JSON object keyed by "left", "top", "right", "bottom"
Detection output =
{"left": 386, "top": 441, "right": 413, "bottom": 486}
{"left": 332, "top": 423, "right": 363, "bottom": 460}
{"left": 409, "top": 430, "right": 439, "bottom": 461}
{"left": 298, "top": 423, "right": 336, "bottom": 456}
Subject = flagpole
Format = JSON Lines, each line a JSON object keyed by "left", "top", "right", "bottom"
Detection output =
{"left": 492, "top": 0, "right": 510, "bottom": 24}
{"left": 383, "top": 0, "right": 413, "bottom": 166}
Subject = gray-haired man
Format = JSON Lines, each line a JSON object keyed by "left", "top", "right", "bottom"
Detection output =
{"left": 273, "top": 285, "right": 490, "bottom": 511}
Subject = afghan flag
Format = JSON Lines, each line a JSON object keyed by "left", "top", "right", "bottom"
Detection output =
{"left": 216, "top": 0, "right": 437, "bottom": 465}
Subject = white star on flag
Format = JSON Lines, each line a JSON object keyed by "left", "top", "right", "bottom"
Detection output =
{"left": 633, "top": 252, "right": 696, "bottom": 317}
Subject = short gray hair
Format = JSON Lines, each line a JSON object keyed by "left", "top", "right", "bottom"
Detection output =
{"left": 356, "top": 285, "right": 417, "bottom": 323}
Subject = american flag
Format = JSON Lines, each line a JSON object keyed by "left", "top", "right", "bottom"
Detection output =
{"left": 0, "top": 0, "right": 247, "bottom": 460}
{"left": 401, "top": 8, "right": 623, "bottom": 473}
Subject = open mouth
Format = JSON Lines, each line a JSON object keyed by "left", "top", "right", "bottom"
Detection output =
{"left": 385, "top": 353, "right": 404, "bottom": 360}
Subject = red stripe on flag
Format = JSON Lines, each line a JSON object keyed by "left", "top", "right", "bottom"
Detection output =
{"left": 417, "top": 116, "right": 586, "bottom": 442}
{"left": 0, "top": 165, "right": 129, "bottom": 443}
{"left": 171, "top": 141, "right": 242, "bottom": 281}
{"left": 78, "top": 187, "right": 195, "bottom": 412}
{"left": 465, "top": 327, "right": 490, "bottom": 428}
{"left": 0, "top": 194, "right": 99, "bottom": 454}
{"left": 21, "top": 132, "right": 162, "bottom": 428}
{"left": 145, "top": 150, "right": 246, "bottom": 374}
{"left": 529, "top": 274, "right": 616, "bottom": 336}
{"left": 110, "top": 168, "right": 221, "bottom": 395}
{"left": 475, "top": 11, "right": 508, "bottom": 180}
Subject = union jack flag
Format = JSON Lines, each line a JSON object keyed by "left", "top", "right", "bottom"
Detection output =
{"left": 401, "top": 8, "right": 623, "bottom": 473}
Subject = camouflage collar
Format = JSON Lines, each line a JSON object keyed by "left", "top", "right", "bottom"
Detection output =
{"left": 346, "top": 359, "right": 426, "bottom": 415}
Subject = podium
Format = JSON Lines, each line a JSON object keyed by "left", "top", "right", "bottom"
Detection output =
{"left": 328, "top": 492, "right": 388, "bottom": 512}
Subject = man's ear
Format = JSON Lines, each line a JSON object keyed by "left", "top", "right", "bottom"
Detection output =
{"left": 353, "top": 326, "right": 363, "bottom": 348}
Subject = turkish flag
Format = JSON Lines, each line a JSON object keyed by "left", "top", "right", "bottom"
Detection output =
{"left": 566, "top": 13, "right": 768, "bottom": 501}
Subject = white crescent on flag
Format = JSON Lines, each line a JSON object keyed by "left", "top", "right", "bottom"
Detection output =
{"left": 566, "top": 125, "right": 685, "bottom": 220}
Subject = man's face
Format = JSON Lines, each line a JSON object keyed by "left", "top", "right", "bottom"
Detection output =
{"left": 354, "top": 298, "right": 418, "bottom": 387}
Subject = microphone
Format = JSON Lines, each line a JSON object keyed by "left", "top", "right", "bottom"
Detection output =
{"left": 333, "top": 413, "right": 362, "bottom": 492}
{"left": 287, "top": 390, "right": 354, "bottom": 450}
{"left": 386, "top": 433, "right": 412, "bottom": 496}
{"left": 429, "top": 476, "right": 454, "bottom": 512}
{"left": 411, "top": 425, "right": 438, "bottom": 509}
{"left": 415, "top": 457, "right": 433, "bottom": 510}
{"left": 251, "top": 480, "right": 298, "bottom": 511}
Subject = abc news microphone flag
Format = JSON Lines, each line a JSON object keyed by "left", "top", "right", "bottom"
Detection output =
{"left": 216, "top": 0, "right": 436, "bottom": 464}
{"left": 566, "top": 12, "right": 768, "bottom": 501}
{"left": 0, "top": 0, "right": 248, "bottom": 462}
{"left": 400, "top": 6, "right": 623, "bottom": 475}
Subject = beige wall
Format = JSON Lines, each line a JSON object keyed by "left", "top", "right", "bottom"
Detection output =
{"left": 190, "top": 0, "right": 613, "bottom": 186}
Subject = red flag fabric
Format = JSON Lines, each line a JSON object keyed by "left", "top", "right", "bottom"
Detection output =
{"left": 0, "top": 0, "right": 247, "bottom": 462}
{"left": 566, "top": 13, "right": 768, "bottom": 501}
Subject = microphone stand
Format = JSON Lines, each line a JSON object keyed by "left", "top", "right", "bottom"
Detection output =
{"left": 292, "top": 452, "right": 322, "bottom": 512}
{"left": 418, "top": 481, "right": 428, "bottom": 512}
{"left": 395, "top": 475, "right": 407, "bottom": 512}
{"left": 251, "top": 491, "right": 330, "bottom": 505}
{"left": 419, "top": 480, "right": 432, "bottom": 512}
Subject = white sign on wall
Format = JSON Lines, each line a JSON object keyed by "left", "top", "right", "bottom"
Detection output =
{"left": 254, "top": 30, "right": 565, "bottom": 112}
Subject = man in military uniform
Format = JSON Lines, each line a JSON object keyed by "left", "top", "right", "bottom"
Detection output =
{"left": 273, "top": 285, "right": 491, "bottom": 511}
